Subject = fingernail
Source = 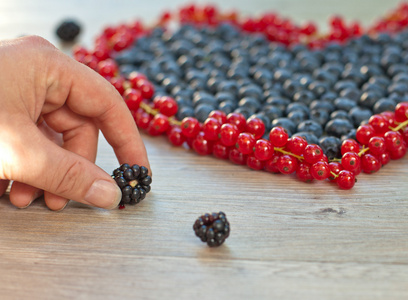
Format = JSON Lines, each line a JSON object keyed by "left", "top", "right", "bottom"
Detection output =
{"left": 20, "top": 190, "right": 43, "bottom": 209}
{"left": 85, "top": 180, "right": 121, "bottom": 209}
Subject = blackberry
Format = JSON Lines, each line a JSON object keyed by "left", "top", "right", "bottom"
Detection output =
{"left": 112, "top": 164, "right": 152, "bottom": 208}
{"left": 55, "top": 20, "right": 81, "bottom": 42}
{"left": 193, "top": 211, "right": 230, "bottom": 247}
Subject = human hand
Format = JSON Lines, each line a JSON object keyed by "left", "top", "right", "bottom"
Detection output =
{"left": 0, "top": 36, "right": 150, "bottom": 210}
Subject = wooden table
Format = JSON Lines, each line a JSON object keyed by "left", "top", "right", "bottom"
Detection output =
{"left": 0, "top": 1, "right": 407, "bottom": 299}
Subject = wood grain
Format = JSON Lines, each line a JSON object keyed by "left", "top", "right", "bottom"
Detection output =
{"left": 0, "top": 1, "right": 407, "bottom": 299}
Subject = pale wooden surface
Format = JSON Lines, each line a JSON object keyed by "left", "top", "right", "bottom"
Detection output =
{"left": 0, "top": 1, "right": 407, "bottom": 299}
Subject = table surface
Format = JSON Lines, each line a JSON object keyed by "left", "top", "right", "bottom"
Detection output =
{"left": 0, "top": 1, "right": 407, "bottom": 299}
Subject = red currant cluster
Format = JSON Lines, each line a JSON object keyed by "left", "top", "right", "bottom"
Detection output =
{"left": 71, "top": 3, "right": 408, "bottom": 191}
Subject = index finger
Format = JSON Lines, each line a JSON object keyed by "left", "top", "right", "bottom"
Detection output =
{"left": 45, "top": 47, "right": 150, "bottom": 171}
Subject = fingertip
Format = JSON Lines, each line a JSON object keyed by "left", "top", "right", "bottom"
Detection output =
{"left": 44, "top": 193, "right": 70, "bottom": 211}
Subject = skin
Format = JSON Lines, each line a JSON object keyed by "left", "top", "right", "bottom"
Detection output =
{"left": 0, "top": 35, "right": 150, "bottom": 211}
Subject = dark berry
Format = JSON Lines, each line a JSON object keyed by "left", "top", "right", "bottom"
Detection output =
{"left": 56, "top": 20, "right": 81, "bottom": 42}
{"left": 112, "top": 164, "right": 152, "bottom": 208}
{"left": 193, "top": 211, "right": 230, "bottom": 247}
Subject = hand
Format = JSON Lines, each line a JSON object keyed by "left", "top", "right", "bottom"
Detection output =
{"left": 0, "top": 36, "right": 150, "bottom": 210}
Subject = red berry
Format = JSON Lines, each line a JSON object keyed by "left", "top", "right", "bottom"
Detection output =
{"left": 368, "top": 114, "right": 389, "bottom": 135}
{"left": 97, "top": 59, "right": 118, "bottom": 78}
{"left": 269, "top": 126, "right": 289, "bottom": 147}
{"left": 263, "top": 155, "right": 279, "bottom": 174}
{"left": 229, "top": 148, "right": 247, "bottom": 165}
{"left": 208, "top": 110, "right": 227, "bottom": 125}
{"left": 237, "top": 132, "right": 256, "bottom": 154}
{"left": 310, "top": 161, "right": 330, "bottom": 180}
{"left": 212, "top": 142, "right": 230, "bottom": 160}
{"left": 133, "top": 108, "right": 152, "bottom": 130}
{"left": 128, "top": 71, "right": 147, "bottom": 88}
{"left": 367, "top": 136, "right": 386, "bottom": 156}
{"left": 361, "top": 154, "right": 381, "bottom": 173}
{"left": 389, "top": 143, "right": 407, "bottom": 159}
{"left": 277, "top": 154, "right": 298, "bottom": 174}
{"left": 254, "top": 139, "right": 274, "bottom": 161}
{"left": 156, "top": 96, "right": 178, "bottom": 117}
{"left": 356, "top": 124, "right": 375, "bottom": 145}
{"left": 303, "top": 144, "right": 323, "bottom": 164}
{"left": 341, "top": 152, "right": 361, "bottom": 173}
{"left": 123, "top": 88, "right": 143, "bottom": 111}
{"left": 336, "top": 170, "right": 356, "bottom": 189}
{"left": 296, "top": 162, "right": 314, "bottom": 182}
{"left": 136, "top": 79, "right": 155, "bottom": 99}
{"left": 394, "top": 102, "right": 408, "bottom": 122}
{"left": 246, "top": 118, "right": 265, "bottom": 139}
{"left": 246, "top": 155, "right": 265, "bottom": 170}
{"left": 147, "top": 114, "right": 170, "bottom": 136}
{"left": 226, "top": 112, "right": 246, "bottom": 132}
{"left": 286, "top": 136, "right": 307, "bottom": 155}
{"left": 109, "top": 76, "right": 126, "bottom": 95}
{"left": 328, "top": 161, "right": 343, "bottom": 181}
{"left": 384, "top": 130, "right": 404, "bottom": 152}
{"left": 202, "top": 117, "right": 221, "bottom": 141}
{"left": 181, "top": 117, "right": 201, "bottom": 138}
{"left": 167, "top": 126, "right": 186, "bottom": 146}
{"left": 219, "top": 123, "right": 239, "bottom": 146}
{"left": 341, "top": 139, "right": 360, "bottom": 155}
{"left": 192, "top": 132, "right": 213, "bottom": 155}
{"left": 375, "top": 151, "right": 391, "bottom": 166}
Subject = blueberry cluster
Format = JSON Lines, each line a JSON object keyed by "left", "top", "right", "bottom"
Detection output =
{"left": 56, "top": 20, "right": 81, "bottom": 42}
{"left": 115, "top": 23, "right": 408, "bottom": 158}
{"left": 193, "top": 211, "right": 230, "bottom": 247}
{"left": 112, "top": 164, "right": 152, "bottom": 207}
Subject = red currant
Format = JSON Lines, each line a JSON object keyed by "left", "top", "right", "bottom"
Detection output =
{"left": 229, "top": 148, "right": 247, "bottom": 165}
{"left": 167, "top": 126, "right": 186, "bottom": 146}
{"left": 368, "top": 114, "right": 389, "bottom": 135}
{"left": 181, "top": 117, "right": 201, "bottom": 138}
{"left": 328, "top": 161, "right": 343, "bottom": 181}
{"left": 208, "top": 110, "right": 227, "bottom": 125}
{"left": 202, "top": 117, "right": 221, "bottom": 141}
{"left": 336, "top": 170, "right": 356, "bottom": 189}
{"left": 367, "top": 136, "right": 386, "bottom": 156}
{"left": 254, "top": 139, "right": 274, "bottom": 161}
{"left": 123, "top": 88, "right": 143, "bottom": 111}
{"left": 219, "top": 123, "right": 239, "bottom": 146}
{"left": 147, "top": 114, "right": 170, "bottom": 136}
{"left": 269, "top": 126, "right": 289, "bottom": 147}
{"left": 155, "top": 96, "right": 178, "bottom": 117}
{"left": 192, "top": 132, "right": 213, "bottom": 155}
{"left": 341, "top": 151, "right": 361, "bottom": 173}
{"left": 296, "top": 162, "right": 314, "bottom": 182}
{"left": 384, "top": 130, "right": 404, "bottom": 152}
{"left": 277, "top": 154, "right": 298, "bottom": 174}
{"left": 246, "top": 155, "right": 265, "bottom": 170}
{"left": 236, "top": 132, "right": 256, "bottom": 154}
{"left": 286, "top": 136, "right": 307, "bottom": 155}
{"left": 310, "top": 161, "right": 330, "bottom": 180}
{"left": 212, "top": 142, "right": 230, "bottom": 160}
{"left": 341, "top": 139, "right": 360, "bottom": 155}
{"left": 226, "top": 112, "right": 247, "bottom": 132}
{"left": 356, "top": 124, "right": 375, "bottom": 145}
{"left": 303, "top": 144, "right": 323, "bottom": 164}
{"left": 133, "top": 108, "right": 152, "bottom": 130}
{"left": 361, "top": 154, "right": 381, "bottom": 173}
{"left": 394, "top": 101, "right": 408, "bottom": 122}
{"left": 246, "top": 118, "right": 265, "bottom": 139}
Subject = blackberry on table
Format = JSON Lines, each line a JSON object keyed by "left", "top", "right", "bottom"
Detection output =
{"left": 193, "top": 211, "right": 230, "bottom": 247}
{"left": 55, "top": 20, "right": 81, "bottom": 42}
{"left": 112, "top": 164, "right": 152, "bottom": 208}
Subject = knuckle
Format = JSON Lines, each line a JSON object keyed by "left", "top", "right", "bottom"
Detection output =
{"left": 53, "top": 160, "right": 85, "bottom": 197}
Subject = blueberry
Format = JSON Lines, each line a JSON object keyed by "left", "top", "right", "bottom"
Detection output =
{"left": 297, "top": 120, "right": 323, "bottom": 137}
{"left": 330, "top": 110, "right": 352, "bottom": 121}
{"left": 293, "top": 131, "right": 319, "bottom": 144}
{"left": 348, "top": 106, "right": 373, "bottom": 127}
{"left": 325, "top": 119, "right": 354, "bottom": 138}
{"left": 310, "top": 109, "right": 330, "bottom": 127}
{"left": 319, "top": 136, "right": 342, "bottom": 159}
{"left": 271, "top": 118, "right": 296, "bottom": 136}
{"left": 373, "top": 98, "right": 396, "bottom": 114}
{"left": 334, "top": 97, "right": 357, "bottom": 112}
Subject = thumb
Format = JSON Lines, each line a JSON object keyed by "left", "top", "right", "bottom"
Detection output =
{"left": 2, "top": 124, "right": 121, "bottom": 209}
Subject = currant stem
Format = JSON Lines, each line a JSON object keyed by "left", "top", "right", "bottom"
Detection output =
{"left": 139, "top": 102, "right": 182, "bottom": 126}
{"left": 274, "top": 147, "right": 304, "bottom": 160}
{"left": 330, "top": 171, "right": 339, "bottom": 179}
{"left": 389, "top": 119, "right": 408, "bottom": 132}
{"left": 358, "top": 147, "right": 369, "bottom": 157}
